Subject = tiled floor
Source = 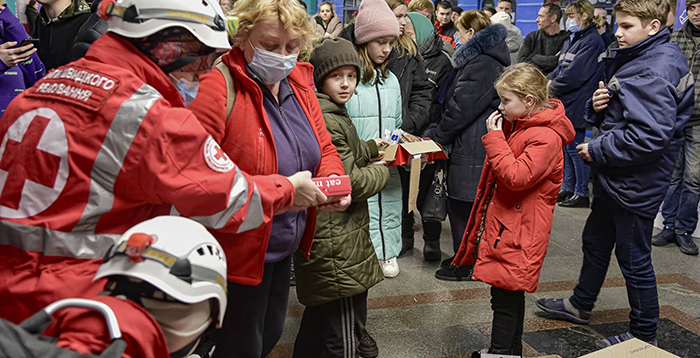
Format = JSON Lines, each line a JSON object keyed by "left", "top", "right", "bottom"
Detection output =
{"left": 270, "top": 205, "right": 700, "bottom": 358}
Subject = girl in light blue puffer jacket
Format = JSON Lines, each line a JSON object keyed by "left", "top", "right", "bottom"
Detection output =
{"left": 345, "top": 0, "right": 403, "bottom": 278}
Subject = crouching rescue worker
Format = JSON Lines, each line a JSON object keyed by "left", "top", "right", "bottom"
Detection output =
{"left": 44, "top": 216, "right": 229, "bottom": 358}
{"left": 0, "top": 0, "right": 331, "bottom": 324}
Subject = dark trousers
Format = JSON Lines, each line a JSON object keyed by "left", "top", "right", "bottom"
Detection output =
{"left": 293, "top": 291, "right": 369, "bottom": 358}
{"left": 447, "top": 198, "right": 474, "bottom": 253}
{"left": 570, "top": 183, "right": 659, "bottom": 342}
{"left": 489, "top": 286, "right": 525, "bottom": 355}
{"left": 399, "top": 164, "right": 442, "bottom": 243}
{"left": 213, "top": 256, "right": 292, "bottom": 358}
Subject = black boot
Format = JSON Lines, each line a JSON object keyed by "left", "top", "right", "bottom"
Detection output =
{"left": 435, "top": 264, "right": 473, "bottom": 281}
{"left": 399, "top": 212, "right": 415, "bottom": 256}
{"left": 441, "top": 255, "right": 455, "bottom": 268}
{"left": 423, "top": 240, "right": 441, "bottom": 261}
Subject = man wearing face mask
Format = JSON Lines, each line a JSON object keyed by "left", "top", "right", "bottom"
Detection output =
{"left": 0, "top": 0, "right": 330, "bottom": 326}
{"left": 188, "top": 0, "right": 349, "bottom": 356}
{"left": 169, "top": 54, "right": 217, "bottom": 106}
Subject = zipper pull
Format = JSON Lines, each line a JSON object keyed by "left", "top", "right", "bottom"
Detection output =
{"left": 258, "top": 128, "right": 263, "bottom": 137}
{"left": 494, "top": 239, "right": 500, "bottom": 249}
{"left": 498, "top": 224, "right": 505, "bottom": 237}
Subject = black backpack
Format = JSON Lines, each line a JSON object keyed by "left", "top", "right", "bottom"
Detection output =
{"left": 0, "top": 298, "right": 126, "bottom": 358}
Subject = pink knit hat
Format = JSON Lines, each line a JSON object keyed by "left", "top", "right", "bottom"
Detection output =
{"left": 354, "top": 0, "right": 401, "bottom": 45}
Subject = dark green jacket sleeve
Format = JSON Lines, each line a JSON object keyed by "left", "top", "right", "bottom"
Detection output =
{"left": 325, "top": 116, "right": 390, "bottom": 202}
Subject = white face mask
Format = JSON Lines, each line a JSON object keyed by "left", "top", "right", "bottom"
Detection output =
{"left": 247, "top": 38, "right": 298, "bottom": 84}
{"left": 141, "top": 298, "right": 212, "bottom": 354}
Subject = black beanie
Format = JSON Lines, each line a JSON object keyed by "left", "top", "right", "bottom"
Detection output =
{"left": 309, "top": 37, "right": 361, "bottom": 89}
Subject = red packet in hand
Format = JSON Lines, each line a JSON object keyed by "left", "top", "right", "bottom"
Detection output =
{"left": 311, "top": 175, "right": 351, "bottom": 202}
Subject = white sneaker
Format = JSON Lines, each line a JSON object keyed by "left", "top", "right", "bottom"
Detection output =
{"left": 381, "top": 257, "right": 400, "bottom": 278}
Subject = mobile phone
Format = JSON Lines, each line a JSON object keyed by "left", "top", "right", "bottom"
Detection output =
{"left": 19, "top": 38, "right": 39, "bottom": 48}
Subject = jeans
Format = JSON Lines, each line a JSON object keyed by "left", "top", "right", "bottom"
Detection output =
{"left": 489, "top": 286, "right": 525, "bottom": 355}
{"left": 570, "top": 183, "right": 659, "bottom": 342}
{"left": 214, "top": 256, "right": 291, "bottom": 358}
{"left": 562, "top": 129, "right": 590, "bottom": 197}
{"left": 660, "top": 125, "right": 700, "bottom": 235}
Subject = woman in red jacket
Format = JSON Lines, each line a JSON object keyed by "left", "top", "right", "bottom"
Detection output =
{"left": 187, "top": 0, "right": 347, "bottom": 357}
{"left": 451, "top": 63, "right": 574, "bottom": 356}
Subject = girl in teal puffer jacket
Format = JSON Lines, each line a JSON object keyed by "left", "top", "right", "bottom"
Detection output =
{"left": 345, "top": 0, "right": 403, "bottom": 278}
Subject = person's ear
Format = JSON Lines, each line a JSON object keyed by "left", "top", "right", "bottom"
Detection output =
{"left": 524, "top": 95, "right": 535, "bottom": 108}
{"left": 648, "top": 19, "right": 661, "bottom": 36}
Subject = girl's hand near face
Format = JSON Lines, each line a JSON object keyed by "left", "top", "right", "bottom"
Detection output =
{"left": 486, "top": 111, "right": 504, "bottom": 133}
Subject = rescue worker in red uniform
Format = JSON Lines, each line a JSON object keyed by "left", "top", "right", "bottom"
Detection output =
{"left": 0, "top": 0, "right": 337, "bottom": 324}
{"left": 44, "top": 216, "right": 229, "bottom": 358}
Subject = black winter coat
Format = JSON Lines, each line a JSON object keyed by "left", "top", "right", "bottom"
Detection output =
{"left": 339, "top": 23, "right": 433, "bottom": 134}
{"left": 420, "top": 32, "right": 453, "bottom": 129}
{"left": 432, "top": 24, "right": 510, "bottom": 202}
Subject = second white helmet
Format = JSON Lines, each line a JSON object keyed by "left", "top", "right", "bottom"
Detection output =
{"left": 95, "top": 216, "right": 228, "bottom": 327}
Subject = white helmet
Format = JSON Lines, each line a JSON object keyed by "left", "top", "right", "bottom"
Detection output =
{"left": 99, "top": 0, "right": 231, "bottom": 50}
{"left": 95, "top": 216, "right": 228, "bottom": 327}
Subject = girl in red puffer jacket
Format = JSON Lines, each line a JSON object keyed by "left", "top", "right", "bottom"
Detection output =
{"left": 452, "top": 63, "right": 575, "bottom": 355}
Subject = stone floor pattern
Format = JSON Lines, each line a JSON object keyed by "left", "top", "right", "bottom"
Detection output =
{"left": 270, "top": 205, "right": 700, "bottom": 358}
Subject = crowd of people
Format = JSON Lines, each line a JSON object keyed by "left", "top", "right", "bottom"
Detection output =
{"left": 0, "top": 0, "right": 696, "bottom": 357}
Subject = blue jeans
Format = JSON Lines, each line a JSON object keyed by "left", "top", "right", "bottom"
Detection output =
{"left": 562, "top": 129, "right": 590, "bottom": 197}
{"left": 570, "top": 183, "right": 659, "bottom": 342}
{"left": 660, "top": 125, "right": 700, "bottom": 235}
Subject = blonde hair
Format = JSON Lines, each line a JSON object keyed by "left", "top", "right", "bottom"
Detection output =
{"left": 593, "top": 15, "right": 606, "bottom": 29}
{"left": 232, "top": 0, "right": 314, "bottom": 52}
{"left": 495, "top": 63, "right": 551, "bottom": 117}
{"left": 357, "top": 43, "right": 392, "bottom": 84}
{"left": 613, "top": 0, "right": 669, "bottom": 26}
{"left": 455, "top": 10, "right": 491, "bottom": 34}
{"left": 565, "top": 0, "right": 595, "bottom": 27}
{"left": 384, "top": 0, "right": 419, "bottom": 59}
{"left": 407, "top": 0, "right": 435, "bottom": 15}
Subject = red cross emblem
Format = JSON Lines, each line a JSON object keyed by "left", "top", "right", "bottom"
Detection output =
{"left": 0, "top": 108, "right": 68, "bottom": 219}
{"left": 203, "top": 136, "right": 234, "bottom": 173}
{"left": 0, "top": 116, "right": 61, "bottom": 209}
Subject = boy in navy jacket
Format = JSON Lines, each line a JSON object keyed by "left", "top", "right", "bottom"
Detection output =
{"left": 536, "top": 0, "right": 694, "bottom": 348}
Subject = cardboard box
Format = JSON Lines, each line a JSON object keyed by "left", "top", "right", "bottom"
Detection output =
{"left": 579, "top": 339, "right": 679, "bottom": 358}
{"left": 379, "top": 140, "right": 448, "bottom": 212}
{"left": 311, "top": 175, "right": 351, "bottom": 202}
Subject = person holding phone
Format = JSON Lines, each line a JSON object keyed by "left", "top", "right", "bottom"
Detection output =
{"left": 0, "top": 2, "right": 45, "bottom": 116}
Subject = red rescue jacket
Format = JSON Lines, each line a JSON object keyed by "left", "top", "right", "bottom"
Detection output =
{"left": 454, "top": 100, "right": 574, "bottom": 292}
{"left": 189, "top": 47, "right": 344, "bottom": 286}
{"left": 44, "top": 296, "right": 170, "bottom": 358}
{"left": 0, "top": 33, "right": 294, "bottom": 323}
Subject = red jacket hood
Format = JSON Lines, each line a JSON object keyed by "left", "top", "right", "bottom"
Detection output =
{"left": 506, "top": 99, "right": 575, "bottom": 146}
{"left": 84, "top": 33, "right": 185, "bottom": 108}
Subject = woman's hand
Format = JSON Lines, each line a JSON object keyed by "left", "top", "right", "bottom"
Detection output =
{"left": 486, "top": 111, "right": 503, "bottom": 133}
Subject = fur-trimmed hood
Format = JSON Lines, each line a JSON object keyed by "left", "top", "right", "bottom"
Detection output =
{"left": 452, "top": 24, "right": 510, "bottom": 69}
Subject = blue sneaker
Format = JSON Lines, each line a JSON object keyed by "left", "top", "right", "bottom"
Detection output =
{"left": 594, "top": 332, "right": 657, "bottom": 349}
{"left": 535, "top": 298, "right": 591, "bottom": 325}
{"left": 651, "top": 229, "right": 675, "bottom": 246}
{"left": 677, "top": 233, "right": 699, "bottom": 255}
